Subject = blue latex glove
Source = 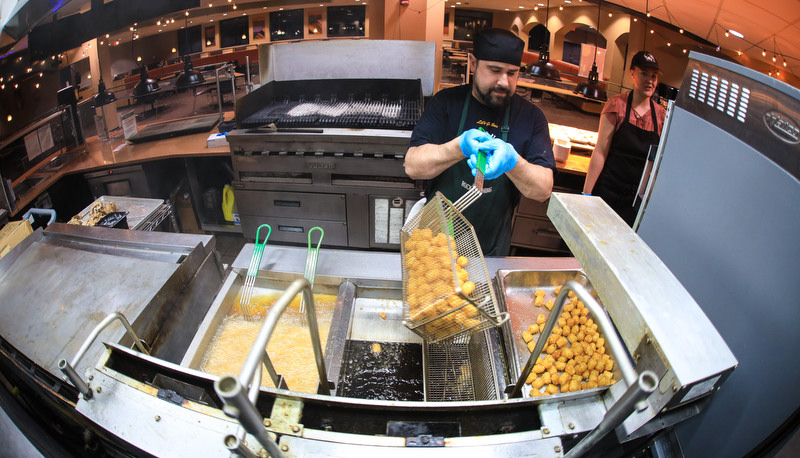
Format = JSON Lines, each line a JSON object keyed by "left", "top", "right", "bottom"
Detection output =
{"left": 459, "top": 128, "right": 492, "bottom": 158}
{"left": 467, "top": 138, "right": 519, "bottom": 180}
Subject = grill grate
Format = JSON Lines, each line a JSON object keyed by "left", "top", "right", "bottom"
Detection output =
{"left": 240, "top": 98, "right": 420, "bottom": 129}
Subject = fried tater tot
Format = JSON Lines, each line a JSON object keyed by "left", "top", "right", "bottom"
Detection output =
{"left": 522, "top": 331, "right": 533, "bottom": 343}
{"left": 536, "top": 314, "right": 546, "bottom": 325}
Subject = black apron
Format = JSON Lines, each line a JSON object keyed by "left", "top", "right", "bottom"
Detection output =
{"left": 593, "top": 91, "right": 660, "bottom": 226}
{"left": 427, "top": 90, "right": 513, "bottom": 256}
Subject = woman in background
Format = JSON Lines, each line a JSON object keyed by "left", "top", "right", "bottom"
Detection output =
{"left": 583, "top": 51, "right": 667, "bottom": 226}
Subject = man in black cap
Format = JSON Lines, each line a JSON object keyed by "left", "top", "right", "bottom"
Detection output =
{"left": 404, "top": 28, "right": 555, "bottom": 256}
{"left": 582, "top": 50, "right": 666, "bottom": 226}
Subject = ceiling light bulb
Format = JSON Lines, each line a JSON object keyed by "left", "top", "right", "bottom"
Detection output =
{"left": 6, "top": 115, "right": 11, "bottom": 122}
{"left": 773, "top": 55, "right": 777, "bottom": 62}
{"left": 172, "top": 47, "right": 177, "bottom": 52}
{"left": 608, "top": 12, "right": 612, "bottom": 17}
{"left": 186, "top": 10, "right": 189, "bottom": 16}
{"left": 650, "top": 29, "right": 654, "bottom": 34}
{"left": 737, "top": 50, "right": 742, "bottom": 56}
{"left": 559, "top": 5, "right": 563, "bottom": 10}
{"left": 679, "top": 29, "right": 684, "bottom": 34}
{"left": 667, "top": 42, "right": 671, "bottom": 47}
{"left": 646, "top": 12, "right": 651, "bottom": 17}
{"left": 728, "top": 30, "right": 743, "bottom": 39}
{"left": 233, "top": 4, "right": 237, "bottom": 9}
{"left": 35, "top": 83, "right": 40, "bottom": 89}
{"left": 762, "top": 50, "right": 766, "bottom": 56}
{"left": 783, "top": 60, "right": 787, "bottom": 67}
{"left": 633, "top": 18, "right": 637, "bottom": 22}
{"left": 724, "top": 32, "right": 729, "bottom": 37}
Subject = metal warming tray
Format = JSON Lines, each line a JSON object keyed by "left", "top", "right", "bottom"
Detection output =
{"left": 496, "top": 269, "right": 621, "bottom": 399}
{"left": 74, "top": 195, "right": 164, "bottom": 230}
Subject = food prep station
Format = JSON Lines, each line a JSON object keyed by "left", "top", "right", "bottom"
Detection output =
{"left": 0, "top": 192, "right": 736, "bottom": 457}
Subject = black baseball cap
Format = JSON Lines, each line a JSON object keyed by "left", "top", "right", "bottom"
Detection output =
{"left": 631, "top": 51, "right": 660, "bottom": 71}
{"left": 473, "top": 28, "right": 525, "bottom": 66}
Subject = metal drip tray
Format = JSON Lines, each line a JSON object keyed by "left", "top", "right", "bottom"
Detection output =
{"left": 12, "top": 175, "right": 47, "bottom": 196}
{"left": 38, "top": 150, "right": 86, "bottom": 172}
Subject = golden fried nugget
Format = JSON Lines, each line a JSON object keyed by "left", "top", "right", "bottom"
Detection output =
{"left": 522, "top": 331, "right": 533, "bottom": 343}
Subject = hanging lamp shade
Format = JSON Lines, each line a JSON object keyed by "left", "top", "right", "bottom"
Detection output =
{"left": 574, "top": 0, "right": 608, "bottom": 101}
{"left": 575, "top": 62, "right": 607, "bottom": 101}
{"left": 132, "top": 67, "right": 159, "bottom": 98}
{"left": 92, "top": 78, "right": 116, "bottom": 107}
{"left": 528, "top": 0, "right": 560, "bottom": 81}
{"left": 528, "top": 48, "right": 561, "bottom": 80}
{"left": 176, "top": 57, "right": 205, "bottom": 89}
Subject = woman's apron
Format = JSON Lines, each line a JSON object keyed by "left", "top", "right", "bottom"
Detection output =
{"left": 593, "top": 91, "right": 660, "bottom": 226}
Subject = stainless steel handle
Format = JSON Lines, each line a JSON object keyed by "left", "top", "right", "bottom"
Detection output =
{"left": 58, "top": 311, "right": 150, "bottom": 400}
{"left": 215, "top": 278, "right": 331, "bottom": 456}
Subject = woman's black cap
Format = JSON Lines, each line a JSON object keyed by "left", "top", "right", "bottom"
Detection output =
{"left": 473, "top": 28, "right": 525, "bottom": 66}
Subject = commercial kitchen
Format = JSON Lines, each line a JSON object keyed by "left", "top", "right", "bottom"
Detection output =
{"left": 0, "top": 1, "right": 798, "bottom": 457}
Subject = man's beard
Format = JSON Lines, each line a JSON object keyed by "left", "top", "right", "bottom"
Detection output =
{"left": 476, "top": 84, "right": 512, "bottom": 108}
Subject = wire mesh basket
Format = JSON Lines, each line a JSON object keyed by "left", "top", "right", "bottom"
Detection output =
{"left": 401, "top": 192, "right": 508, "bottom": 343}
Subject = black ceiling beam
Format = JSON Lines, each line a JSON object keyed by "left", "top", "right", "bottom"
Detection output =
{"left": 28, "top": 0, "right": 200, "bottom": 60}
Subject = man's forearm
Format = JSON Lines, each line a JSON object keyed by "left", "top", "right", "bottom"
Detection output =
{"left": 404, "top": 138, "right": 464, "bottom": 179}
{"left": 506, "top": 160, "right": 554, "bottom": 201}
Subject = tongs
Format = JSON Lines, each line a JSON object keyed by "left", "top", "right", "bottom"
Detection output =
{"left": 299, "top": 227, "right": 324, "bottom": 326}
{"left": 239, "top": 224, "right": 271, "bottom": 321}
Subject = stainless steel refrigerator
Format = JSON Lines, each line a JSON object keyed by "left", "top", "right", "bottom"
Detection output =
{"left": 636, "top": 52, "right": 800, "bottom": 456}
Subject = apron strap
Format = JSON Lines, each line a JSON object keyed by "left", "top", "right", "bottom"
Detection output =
{"left": 649, "top": 97, "right": 658, "bottom": 132}
{"left": 457, "top": 90, "right": 471, "bottom": 135}
{"left": 457, "top": 88, "right": 511, "bottom": 140}
{"left": 626, "top": 90, "right": 659, "bottom": 134}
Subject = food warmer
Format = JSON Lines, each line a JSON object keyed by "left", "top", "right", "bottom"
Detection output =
{"left": 0, "top": 193, "right": 735, "bottom": 456}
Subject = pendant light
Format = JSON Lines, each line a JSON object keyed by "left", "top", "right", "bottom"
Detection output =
{"left": 132, "top": 66, "right": 160, "bottom": 99}
{"left": 176, "top": 11, "right": 205, "bottom": 90}
{"left": 176, "top": 55, "right": 205, "bottom": 90}
{"left": 528, "top": 0, "right": 561, "bottom": 80}
{"left": 92, "top": 77, "right": 116, "bottom": 107}
{"left": 574, "top": 0, "right": 608, "bottom": 101}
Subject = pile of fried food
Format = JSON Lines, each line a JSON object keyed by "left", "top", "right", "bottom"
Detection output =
{"left": 68, "top": 201, "right": 117, "bottom": 226}
{"left": 522, "top": 286, "right": 617, "bottom": 396}
{"left": 403, "top": 227, "right": 481, "bottom": 340}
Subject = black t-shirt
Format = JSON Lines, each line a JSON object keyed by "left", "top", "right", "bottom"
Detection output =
{"left": 409, "top": 84, "right": 555, "bottom": 256}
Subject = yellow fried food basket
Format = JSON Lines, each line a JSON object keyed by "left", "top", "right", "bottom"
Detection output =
{"left": 401, "top": 192, "right": 508, "bottom": 343}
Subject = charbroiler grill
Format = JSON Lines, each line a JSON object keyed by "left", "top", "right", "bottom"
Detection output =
{"left": 236, "top": 78, "right": 422, "bottom": 130}
{"left": 227, "top": 77, "right": 425, "bottom": 249}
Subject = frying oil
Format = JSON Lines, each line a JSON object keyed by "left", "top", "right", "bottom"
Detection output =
{"left": 337, "top": 340, "right": 424, "bottom": 401}
{"left": 200, "top": 293, "right": 336, "bottom": 394}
